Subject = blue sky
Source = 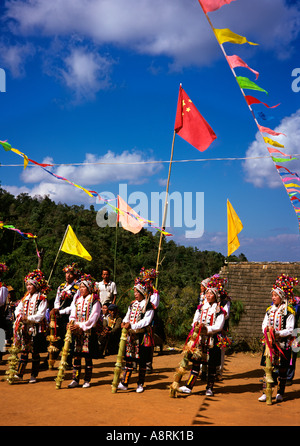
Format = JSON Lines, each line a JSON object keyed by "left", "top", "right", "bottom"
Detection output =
{"left": 1, "top": 0, "right": 300, "bottom": 261}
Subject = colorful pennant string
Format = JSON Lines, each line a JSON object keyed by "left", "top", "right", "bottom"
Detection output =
{"left": 0, "top": 222, "right": 37, "bottom": 239}
{"left": 197, "top": 0, "right": 300, "bottom": 230}
{"left": 0, "top": 141, "right": 172, "bottom": 237}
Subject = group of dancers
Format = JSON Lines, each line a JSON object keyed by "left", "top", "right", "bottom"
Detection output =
{"left": 0, "top": 260, "right": 299, "bottom": 402}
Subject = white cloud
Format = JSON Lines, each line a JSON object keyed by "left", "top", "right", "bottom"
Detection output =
{"left": 60, "top": 47, "right": 113, "bottom": 101}
{"left": 8, "top": 149, "right": 163, "bottom": 204}
{"left": 0, "top": 42, "right": 35, "bottom": 77}
{"left": 243, "top": 109, "right": 300, "bottom": 188}
{"left": 4, "top": 0, "right": 300, "bottom": 70}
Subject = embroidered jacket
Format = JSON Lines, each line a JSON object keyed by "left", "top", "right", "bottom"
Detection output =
{"left": 54, "top": 280, "right": 80, "bottom": 315}
{"left": 69, "top": 294, "right": 101, "bottom": 332}
{"left": 14, "top": 292, "right": 48, "bottom": 333}
{"left": 123, "top": 298, "right": 154, "bottom": 331}
{"left": 262, "top": 303, "right": 295, "bottom": 339}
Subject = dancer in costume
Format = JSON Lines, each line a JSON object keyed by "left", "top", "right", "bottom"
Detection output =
{"left": 138, "top": 268, "right": 161, "bottom": 372}
{"left": 178, "top": 276, "right": 226, "bottom": 396}
{"left": 117, "top": 281, "right": 155, "bottom": 393}
{"left": 68, "top": 274, "right": 101, "bottom": 388}
{"left": 286, "top": 294, "right": 300, "bottom": 385}
{"left": 49, "top": 263, "right": 81, "bottom": 367}
{"left": 0, "top": 262, "right": 9, "bottom": 362}
{"left": 14, "top": 270, "right": 50, "bottom": 383}
{"left": 199, "top": 277, "right": 210, "bottom": 305}
{"left": 258, "top": 274, "right": 297, "bottom": 403}
{"left": 213, "top": 274, "right": 231, "bottom": 379}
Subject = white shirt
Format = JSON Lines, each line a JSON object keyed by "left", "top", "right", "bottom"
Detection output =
{"left": 150, "top": 291, "right": 160, "bottom": 310}
{"left": 262, "top": 303, "right": 295, "bottom": 338}
{"left": 192, "top": 301, "right": 225, "bottom": 335}
{"left": 15, "top": 292, "right": 48, "bottom": 324}
{"left": 95, "top": 280, "right": 117, "bottom": 305}
{"left": 54, "top": 281, "right": 80, "bottom": 315}
{"left": 0, "top": 285, "right": 8, "bottom": 307}
{"left": 69, "top": 295, "right": 101, "bottom": 332}
{"left": 123, "top": 299, "right": 154, "bottom": 330}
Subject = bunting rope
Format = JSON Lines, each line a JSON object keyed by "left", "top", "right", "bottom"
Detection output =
{"left": 0, "top": 139, "right": 172, "bottom": 236}
{"left": 197, "top": 0, "right": 300, "bottom": 231}
{"left": 1, "top": 153, "right": 300, "bottom": 167}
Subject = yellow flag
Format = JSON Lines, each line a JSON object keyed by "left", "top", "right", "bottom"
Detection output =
{"left": 214, "top": 28, "right": 258, "bottom": 46}
{"left": 263, "top": 137, "right": 284, "bottom": 148}
{"left": 227, "top": 200, "right": 243, "bottom": 257}
{"left": 60, "top": 225, "right": 92, "bottom": 261}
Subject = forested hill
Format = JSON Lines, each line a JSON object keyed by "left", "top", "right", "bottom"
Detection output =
{"left": 0, "top": 187, "right": 247, "bottom": 339}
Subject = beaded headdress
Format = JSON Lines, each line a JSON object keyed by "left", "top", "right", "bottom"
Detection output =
{"left": 63, "top": 262, "right": 81, "bottom": 278}
{"left": 206, "top": 274, "right": 228, "bottom": 302}
{"left": 80, "top": 273, "right": 95, "bottom": 292}
{"left": 25, "top": 269, "right": 50, "bottom": 294}
{"left": 134, "top": 282, "right": 147, "bottom": 297}
{"left": 272, "top": 274, "right": 299, "bottom": 303}
{"left": 0, "top": 262, "right": 8, "bottom": 274}
{"left": 138, "top": 267, "right": 157, "bottom": 283}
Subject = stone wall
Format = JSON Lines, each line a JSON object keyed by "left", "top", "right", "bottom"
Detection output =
{"left": 219, "top": 262, "right": 300, "bottom": 345}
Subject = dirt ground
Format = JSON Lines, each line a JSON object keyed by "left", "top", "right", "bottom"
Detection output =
{"left": 0, "top": 348, "right": 299, "bottom": 427}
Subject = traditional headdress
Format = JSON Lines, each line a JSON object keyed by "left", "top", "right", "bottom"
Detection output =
{"left": 0, "top": 262, "right": 9, "bottom": 274}
{"left": 206, "top": 274, "right": 228, "bottom": 302}
{"left": 63, "top": 262, "right": 81, "bottom": 278}
{"left": 80, "top": 273, "right": 95, "bottom": 293}
{"left": 134, "top": 282, "right": 147, "bottom": 297}
{"left": 272, "top": 274, "right": 299, "bottom": 303}
{"left": 138, "top": 267, "right": 157, "bottom": 283}
{"left": 201, "top": 277, "right": 211, "bottom": 288}
{"left": 25, "top": 269, "right": 51, "bottom": 294}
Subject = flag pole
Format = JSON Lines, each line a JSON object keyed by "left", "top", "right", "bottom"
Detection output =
{"left": 47, "top": 225, "right": 69, "bottom": 284}
{"left": 113, "top": 208, "right": 118, "bottom": 283}
{"left": 155, "top": 128, "right": 176, "bottom": 288}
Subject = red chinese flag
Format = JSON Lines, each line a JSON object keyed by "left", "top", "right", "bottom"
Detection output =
{"left": 174, "top": 85, "right": 217, "bottom": 152}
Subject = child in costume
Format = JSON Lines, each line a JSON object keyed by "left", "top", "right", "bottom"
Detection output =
{"left": 68, "top": 274, "right": 101, "bottom": 388}
{"left": 118, "top": 280, "right": 155, "bottom": 393}
{"left": 258, "top": 274, "right": 297, "bottom": 403}
{"left": 14, "top": 269, "right": 49, "bottom": 383}
{"left": 178, "top": 276, "right": 226, "bottom": 396}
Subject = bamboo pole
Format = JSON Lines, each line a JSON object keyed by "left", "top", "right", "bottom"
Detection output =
{"left": 111, "top": 327, "right": 128, "bottom": 393}
{"left": 169, "top": 324, "right": 201, "bottom": 398}
{"left": 47, "top": 313, "right": 60, "bottom": 370}
{"left": 264, "top": 331, "right": 274, "bottom": 405}
{"left": 48, "top": 225, "right": 69, "bottom": 284}
{"left": 55, "top": 321, "right": 73, "bottom": 389}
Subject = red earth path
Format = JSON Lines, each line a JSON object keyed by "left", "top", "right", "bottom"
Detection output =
{"left": 0, "top": 350, "right": 299, "bottom": 426}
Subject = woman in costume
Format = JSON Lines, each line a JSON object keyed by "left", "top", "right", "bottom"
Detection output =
{"left": 14, "top": 269, "right": 49, "bottom": 383}
{"left": 117, "top": 280, "right": 155, "bottom": 393}
{"left": 0, "top": 262, "right": 9, "bottom": 363}
{"left": 178, "top": 276, "right": 226, "bottom": 396}
{"left": 67, "top": 274, "right": 101, "bottom": 388}
{"left": 199, "top": 277, "right": 210, "bottom": 305}
{"left": 49, "top": 263, "right": 81, "bottom": 366}
{"left": 258, "top": 274, "right": 297, "bottom": 403}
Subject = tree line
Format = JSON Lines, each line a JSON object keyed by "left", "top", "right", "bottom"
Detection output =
{"left": 0, "top": 187, "right": 247, "bottom": 341}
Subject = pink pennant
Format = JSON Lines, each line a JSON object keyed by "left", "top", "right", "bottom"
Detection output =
{"left": 227, "top": 55, "right": 259, "bottom": 79}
